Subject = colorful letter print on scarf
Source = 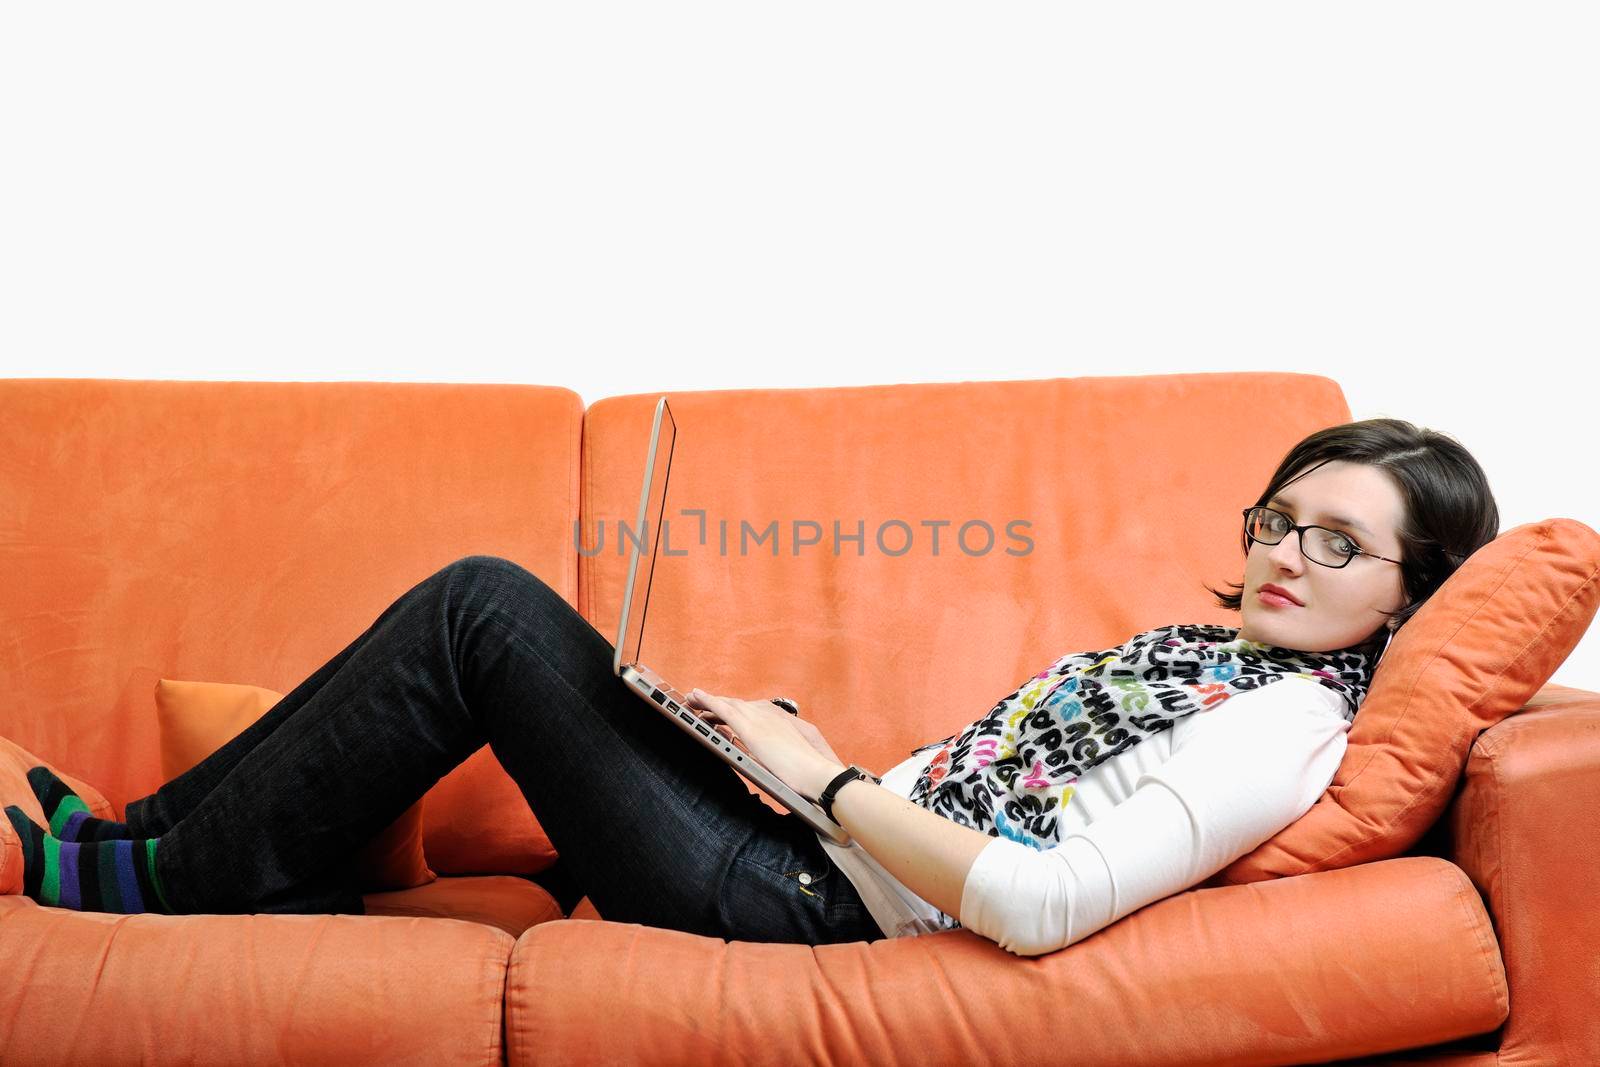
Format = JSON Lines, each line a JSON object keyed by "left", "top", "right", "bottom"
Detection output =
{"left": 904, "top": 624, "right": 1374, "bottom": 851}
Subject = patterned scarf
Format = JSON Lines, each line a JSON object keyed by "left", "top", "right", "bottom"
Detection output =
{"left": 904, "top": 624, "right": 1374, "bottom": 851}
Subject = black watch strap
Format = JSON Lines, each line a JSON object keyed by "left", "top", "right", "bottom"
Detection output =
{"left": 820, "top": 764, "right": 881, "bottom": 824}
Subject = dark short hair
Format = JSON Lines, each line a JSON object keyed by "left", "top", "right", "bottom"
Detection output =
{"left": 1206, "top": 417, "right": 1500, "bottom": 652}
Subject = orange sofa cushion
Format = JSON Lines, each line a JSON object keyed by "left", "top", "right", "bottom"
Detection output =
{"left": 154, "top": 678, "right": 436, "bottom": 892}
{"left": 0, "top": 735, "right": 116, "bottom": 895}
{"left": 1209, "top": 517, "right": 1600, "bottom": 885}
{"left": 0, "top": 895, "right": 519, "bottom": 1064}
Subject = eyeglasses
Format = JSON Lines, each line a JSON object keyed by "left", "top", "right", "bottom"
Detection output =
{"left": 1241, "top": 506, "right": 1404, "bottom": 570}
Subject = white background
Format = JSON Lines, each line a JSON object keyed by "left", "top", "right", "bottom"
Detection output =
{"left": 2, "top": 3, "right": 1595, "bottom": 685}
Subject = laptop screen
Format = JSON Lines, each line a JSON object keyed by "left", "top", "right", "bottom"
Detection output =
{"left": 617, "top": 397, "right": 676, "bottom": 672}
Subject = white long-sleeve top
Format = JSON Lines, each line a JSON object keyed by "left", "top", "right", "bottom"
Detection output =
{"left": 815, "top": 674, "right": 1352, "bottom": 957}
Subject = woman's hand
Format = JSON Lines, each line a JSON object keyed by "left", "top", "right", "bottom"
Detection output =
{"left": 684, "top": 688, "right": 846, "bottom": 801}
{"left": 790, "top": 715, "right": 847, "bottom": 766}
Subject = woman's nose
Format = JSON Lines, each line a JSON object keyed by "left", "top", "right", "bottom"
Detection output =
{"left": 1268, "top": 531, "right": 1308, "bottom": 570}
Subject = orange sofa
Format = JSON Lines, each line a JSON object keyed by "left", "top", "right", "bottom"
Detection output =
{"left": 1, "top": 374, "right": 1595, "bottom": 1066}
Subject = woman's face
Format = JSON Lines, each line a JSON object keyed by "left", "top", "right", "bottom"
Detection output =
{"left": 1236, "top": 459, "right": 1410, "bottom": 654}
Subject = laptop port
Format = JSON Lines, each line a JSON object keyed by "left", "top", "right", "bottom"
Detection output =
{"left": 651, "top": 690, "right": 666, "bottom": 705}
{"left": 694, "top": 724, "right": 711, "bottom": 737}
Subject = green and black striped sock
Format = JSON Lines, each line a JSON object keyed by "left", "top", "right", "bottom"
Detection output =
{"left": 26, "top": 765, "right": 136, "bottom": 841}
{"left": 4, "top": 805, "right": 174, "bottom": 913}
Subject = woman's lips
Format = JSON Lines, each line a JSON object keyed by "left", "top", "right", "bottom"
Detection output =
{"left": 1258, "top": 589, "right": 1301, "bottom": 608}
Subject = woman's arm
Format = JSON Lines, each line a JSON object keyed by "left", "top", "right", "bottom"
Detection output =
{"left": 957, "top": 677, "right": 1351, "bottom": 956}
{"left": 688, "top": 689, "right": 992, "bottom": 927}
{"left": 813, "top": 769, "right": 995, "bottom": 924}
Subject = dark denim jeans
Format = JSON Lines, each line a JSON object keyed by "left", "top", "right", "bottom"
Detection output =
{"left": 126, "top": 555, "right": 886, "bottom": 946}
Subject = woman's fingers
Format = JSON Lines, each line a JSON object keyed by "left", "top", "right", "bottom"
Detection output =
{"left": 690, "top": 688, "right": 728, "bottom": 715}
{"left": 689, "top": 690, "right": 747, "bottom": 742}
{"left": 688, "top": 689, "right": 727, "bottom": 726}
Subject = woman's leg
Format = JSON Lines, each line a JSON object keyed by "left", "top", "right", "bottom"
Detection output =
{"left": 124, "top": 607, "right": 387, "bottom": 836}
{"left": 153, "top": 555, "right": 886, "bottom": 946}
{"left": 116, "top": 605, "right": 415, "bottom": 913}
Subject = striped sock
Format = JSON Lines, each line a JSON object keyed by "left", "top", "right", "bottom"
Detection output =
{"left": 4, "top": 805, "right": 174, "bottom": 914}
{"left": 26, "top": 765, "right": 136, "bottom": 842}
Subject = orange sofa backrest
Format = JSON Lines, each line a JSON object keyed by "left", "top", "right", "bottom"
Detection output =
{"left": 0, "top": 379, "right": 582, "bottom": 875}
{"left": 578, "top": 373, "right": 1355, "bottom": 785}
{"left": 0, "top": 372, "right": 1357, "bottom": 870}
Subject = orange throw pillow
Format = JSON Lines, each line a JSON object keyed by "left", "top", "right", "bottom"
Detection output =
{"left": 153, "top": 678, "right": 436, "bottom": 892}
{"left": 1208, "top": 517, "right": 1600, "bottom": 885}
{"left": 0, "top": 736, "right": 116, "bottom": 896}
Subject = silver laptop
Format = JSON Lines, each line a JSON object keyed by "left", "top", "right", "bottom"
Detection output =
{"left": 612, "top": 396, "right": 853, "bottom": 845}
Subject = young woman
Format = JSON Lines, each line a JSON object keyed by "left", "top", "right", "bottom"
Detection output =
{"left": 6, "top": 417, "right": 1498, "bottom": 956}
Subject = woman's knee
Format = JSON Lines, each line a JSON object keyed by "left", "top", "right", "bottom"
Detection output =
{"left": 448, "top": 555, "right": 558, "bottom": 610}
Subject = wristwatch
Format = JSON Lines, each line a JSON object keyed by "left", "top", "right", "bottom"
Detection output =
{"left": 819, "top": 764, "right": 882, "bottom": 824}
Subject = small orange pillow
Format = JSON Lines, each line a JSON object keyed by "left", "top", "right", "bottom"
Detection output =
{"left": 153, "top": 678, "right": 436, "bottom": 892}
{"left": 0, "top": 735, "right": 116, "bottom": 895}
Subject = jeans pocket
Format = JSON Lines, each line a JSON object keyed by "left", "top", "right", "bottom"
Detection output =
{"left": 779, "top": 867, "right": 827, "bottom": 905}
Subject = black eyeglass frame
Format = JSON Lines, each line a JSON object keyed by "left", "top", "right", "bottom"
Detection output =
{"left": 1241, "top": 506, "right": 1404, "bottom": 570}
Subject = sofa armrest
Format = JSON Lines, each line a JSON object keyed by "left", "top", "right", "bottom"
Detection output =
{"left": 1444, "top": 682, "right": 1600, "bottom": 1065}
{"left": 505, "top": 858, "right": 1505, "bottom": 1067}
